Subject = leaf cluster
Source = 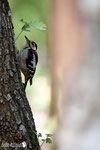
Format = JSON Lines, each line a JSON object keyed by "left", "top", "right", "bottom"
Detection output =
{"left": 20, "top": 19, "right": 46, "bottom": 32}
{"left": 37, "top": 132, "right": 52, "bottom": 147}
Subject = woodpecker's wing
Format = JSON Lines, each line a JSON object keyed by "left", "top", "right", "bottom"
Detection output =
{"left": 26, "top": 49, "right": 38, "bottom": 83}
{"left": 28, "top": 62, "right": 36, "bottom": 86}
{"left": 34, "top": 50, "right": 38, "bottom": 65}
{"left": 29, "top": 69, "right": 36, "bottom": 85}
{"left": 26, "top": 49, "right": 37, "bottom": 67}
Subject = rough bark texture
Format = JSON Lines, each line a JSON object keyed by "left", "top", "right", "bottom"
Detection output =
{"left": 0, "top": 0, "right": 40, "bottom": 149}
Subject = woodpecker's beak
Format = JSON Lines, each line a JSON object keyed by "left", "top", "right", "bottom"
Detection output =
{"left": 25, "top": 36, "right": 30, "bottom": 45}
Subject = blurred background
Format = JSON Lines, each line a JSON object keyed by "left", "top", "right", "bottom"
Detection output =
{"left": 9, "top": 0, "right": 100, "bottom": 150}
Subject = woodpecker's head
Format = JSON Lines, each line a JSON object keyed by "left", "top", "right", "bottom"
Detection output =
{"left": 25, "top": 36, "right": 37, "bottom": 50}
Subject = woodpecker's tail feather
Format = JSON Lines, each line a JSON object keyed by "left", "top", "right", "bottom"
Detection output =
{"left": 30, "top": 78, "right": 33, "bottom": 86}
{"left": 24, "top": 77, "right": 30, "bottom": 90}
{"left": 24, "top": 77, "right": 32, "bottom": 90}
{"left": 24, "top": 80, "right": 28, "bottom": 90}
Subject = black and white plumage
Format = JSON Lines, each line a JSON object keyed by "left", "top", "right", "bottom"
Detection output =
{"left": 19, "top": 36, "right": 38, "bottom": 89}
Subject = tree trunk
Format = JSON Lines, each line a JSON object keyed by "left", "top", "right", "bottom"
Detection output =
{"left": 0, "top": 0, "right": 40, "bottom": 149}
{"left": 49, "top": 0, "right": 82, "bottom": 117}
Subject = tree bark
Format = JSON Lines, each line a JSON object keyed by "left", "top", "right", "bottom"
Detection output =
{"left": 0, "top": 0, "right": 40, "bottom": 149}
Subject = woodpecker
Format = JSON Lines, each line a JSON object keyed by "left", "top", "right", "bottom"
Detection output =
{"left": 19, "top": 36, "right": 38, "bottom": 89}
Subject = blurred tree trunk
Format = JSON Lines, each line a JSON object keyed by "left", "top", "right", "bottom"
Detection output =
{"left": 49, "top": 0, "right": 82, "bottom": 117}
{"left": 0, "top": 0, "right": 40, "bottom": 149}
{"left": 53, "top": 0, "right": 100, "bottom": 150}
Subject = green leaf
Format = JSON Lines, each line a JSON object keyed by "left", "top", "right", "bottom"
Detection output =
{"left": 22, "top": 24, "right": 30, "bottom": 31}
{"left": 17, "top": 19, "right": 46, "bottom": 40}
{"left": 20, "top": 19, "right": 24, "bottom": 22}
{"left": 30, "top": 21, "right": 46, "bottom": 30}
{"left": 20, "top": 19, "right": 27, "bottom": 24}
{"left": 46, "top": 138, "right": 52, "bottom": 144}
{"left": 41, "top": 139, "right": 45, "bottom": 142}
{"left": 20, "top": 19, "right": 46, "bottom": 31}
{"left": 38, "top": 133, "right": 42, "bottom": 138}
{"left": 45, "top": 134, "right": 53, "bottom": 137}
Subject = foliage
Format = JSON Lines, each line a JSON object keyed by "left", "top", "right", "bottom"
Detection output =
{"left": 20, "top": 19, "right": 46, "bottom": 31}
{"left": 38, "top": 133, "right": 52, "bottom": 147}
{"left": 16, "top": 19, "right": 46, "bottom": 40}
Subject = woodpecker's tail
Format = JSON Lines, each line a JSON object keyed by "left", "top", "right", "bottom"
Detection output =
{"left": 24, "top": 79, "right": 29, "bottom": 90}
{"left": 30, "top": 78, "right": 33, "bottom": 86}
{"left": 24, "top": 77, "right": 33, "bottom": 90}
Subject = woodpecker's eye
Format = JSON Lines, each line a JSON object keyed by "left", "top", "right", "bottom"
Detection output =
{"left": 32, "top": 42, "right": 35, "bottom": 46}
{"left": 31, "top": 41, "right": 37, "bottom": 50}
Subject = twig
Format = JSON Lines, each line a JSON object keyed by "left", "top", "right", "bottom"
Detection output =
{"left": 16, "top": 30, "right": 23, "bottom": 41}
{"left": 40, "top": 140, "right": 45, "bottom": 147}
